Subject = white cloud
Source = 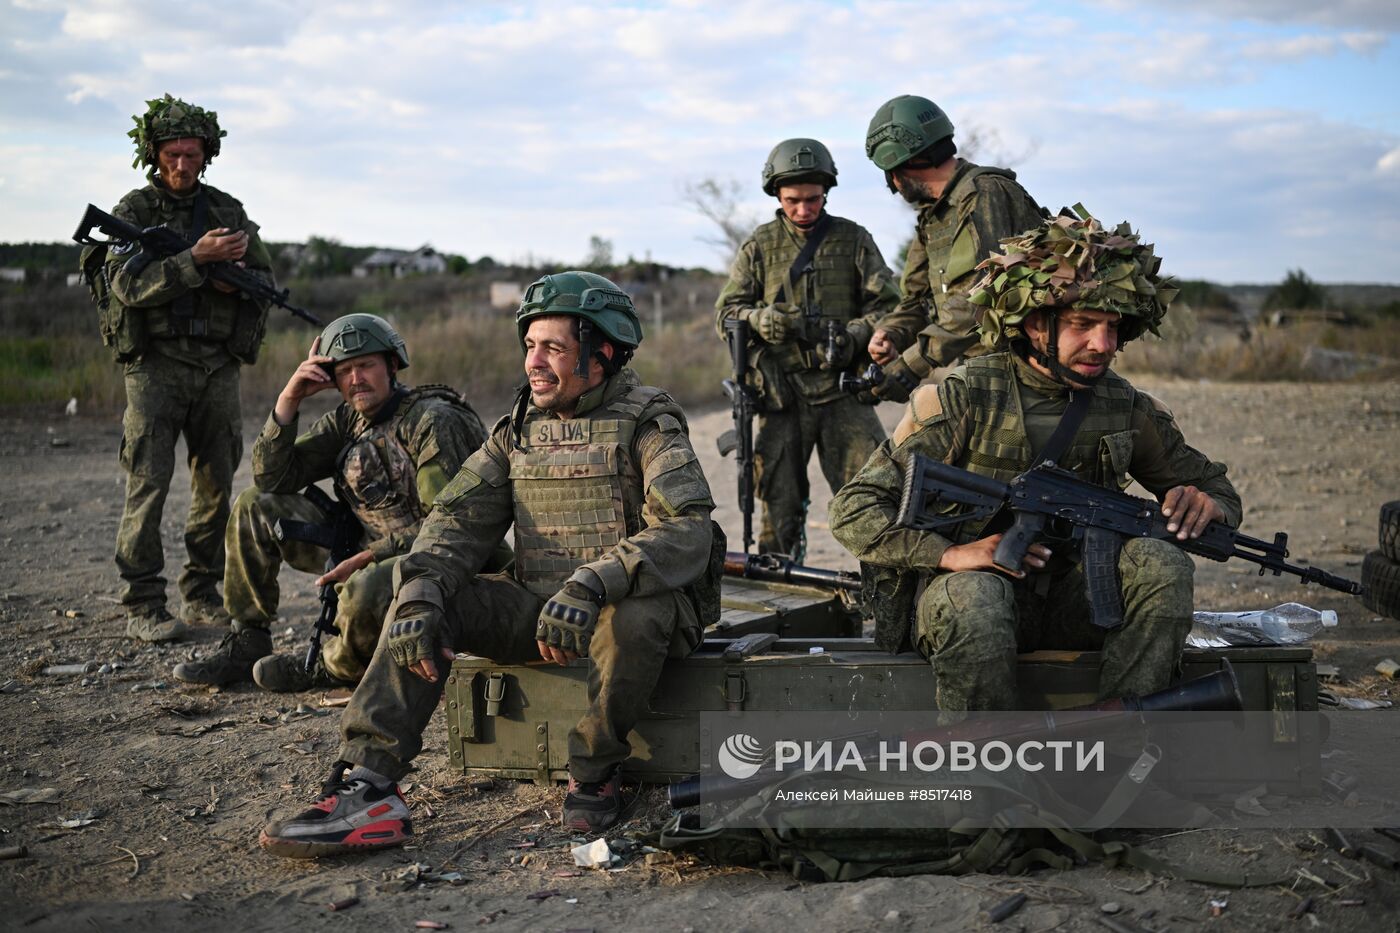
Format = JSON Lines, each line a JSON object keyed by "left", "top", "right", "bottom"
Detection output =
{"left": 0, "top": 0, "right": 1396, "bottom": 281}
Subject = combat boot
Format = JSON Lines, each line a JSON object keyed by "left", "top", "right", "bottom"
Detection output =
{"left": 180, "top": 599, "right": 231, "bottom": 627}
{"left": 562, "top": 767, "right": 624, "bottom": 833}
{"left": 252, "top": 653, "right": 347, "bottom": 693}
{"left": 125, "top": 606, "right": 188, "bottom": 643}
{"left": 173, "top": 620, "right": 272, "bottom": 686}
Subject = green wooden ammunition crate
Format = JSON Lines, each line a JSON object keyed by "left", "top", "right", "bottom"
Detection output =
{"left": 444, "top": 640, "right": 1320, "bottom": 796}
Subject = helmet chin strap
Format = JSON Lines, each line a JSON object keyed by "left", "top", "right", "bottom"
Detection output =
{"left": 574, "top": 319, "right": 619, "bottom": 378}
{"left": 1023, "top": 309, "right": 1106, "bottom": 388}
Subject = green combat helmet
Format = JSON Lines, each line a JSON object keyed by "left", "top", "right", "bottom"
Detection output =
{"left": 128, "top": 94, "right": 227, "bottom": 172}
{"left": 517, "top": 270, "right": 642, "bottom": 376}
{"left": 970, "top": 206, "right": 1178, "bottom": 384}
{"left": 318, "top": 313, "right": 411, "bottom": 372}
{"left": 761, "top": 138, "right": 838, "bottom": 195}
{"left": 865, "top": 94, "right": 955, "bottom": 172}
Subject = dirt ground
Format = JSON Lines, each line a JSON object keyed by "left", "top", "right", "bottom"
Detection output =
{"left": 3, "top": 376, "right": 1399, "bottom": 933}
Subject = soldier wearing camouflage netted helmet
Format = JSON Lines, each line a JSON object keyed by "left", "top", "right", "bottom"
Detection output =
{"left": 261, "top": 272, "right": 720, "bottom": 855}
{"left": 862, "top": 94, "right": 1046, "bottom": 404}
{"left": 716, "top": 137, "right": 901, "bottom": 558}
{"left": 105, "top": 94, "right": 277, "bottom": 643}
{"left": 171, "top": 313, "right": 504, "bottom": 690}
{"left": 831, "top": 212, "right": 1242, "bottom": 710}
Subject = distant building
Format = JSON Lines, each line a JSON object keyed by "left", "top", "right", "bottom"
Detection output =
{"left": 0, "top": 268, "right": 25, "bottom": 284}
{"left": 489, "top": 281, "right": 524, "bottom": 310}
{"left": 352, "top": 245, "right": 446, "bottom": 278}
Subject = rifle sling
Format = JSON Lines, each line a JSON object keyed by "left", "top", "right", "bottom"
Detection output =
{"left": 773, "top": 213, "right": 831, "bottom": 306}
{"left": 1035, "top": 388, "right": 1091, "bottom": 467}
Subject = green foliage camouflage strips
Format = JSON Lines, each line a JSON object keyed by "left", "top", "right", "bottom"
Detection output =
{"left": 971, "top": 206, "right": 1179, "bottom": 350}
{"left": 129, "top": 93, "right": 227, "bottom": 171}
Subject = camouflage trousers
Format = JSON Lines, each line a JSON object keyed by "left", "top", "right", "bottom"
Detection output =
{"left": 340, "top": 576, "right": 702, "bottom": 783}
{"left": 914, "top": 538, "right": 1195, "bottom": 710}
{"left": 116, "top": 354, "right": 242, "bottom": 611}
{"left": 223, "top": 487, "right": 395, "bottom": 683}
{"left": 754, "top": 394, "right": 884, "bottom": 557}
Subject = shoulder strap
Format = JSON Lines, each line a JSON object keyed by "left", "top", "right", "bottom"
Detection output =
{"left": 1035, "top": 389, "right": 1091, "bottom": 466}
{"left": 171, "top": 186, "right": 210, "bottom": 321}
{"left": 774, "top": 214, "right": 832, "bottom": 305}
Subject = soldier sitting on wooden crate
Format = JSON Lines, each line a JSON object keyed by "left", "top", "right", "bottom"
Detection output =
{"left": 830, "top": 211, "right": 1242, "bottom": 710}
{"left": 259, "top": 271, "right": 721, "bottom": 857}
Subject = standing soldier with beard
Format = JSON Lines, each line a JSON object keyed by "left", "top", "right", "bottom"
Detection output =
{"left": 715, "top": 138, "right": 900, "bottom": 558}
{"left": 863, "top": 95, "right": 1045, "bottom": 403}
{"left": 102, "top": 95, "right": 274, "bottom": 642}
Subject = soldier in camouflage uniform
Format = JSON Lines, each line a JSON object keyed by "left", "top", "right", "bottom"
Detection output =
{"left": 103, "top": 95, "right": 274, "bottom": 642}
{"left": 716, "top": 138, "right": 900, "bottom": 557}
{"left": 830, "top": 212, "right": 1241, "bottom": 710}
{"left": 862, "top": 95, "right": 1045, "bottom": 403}
{"left": 260, "top": 272, "right": 720, "bottom": 856}
{"left": 172, "top": 313, "right": 501, "bottom": 689}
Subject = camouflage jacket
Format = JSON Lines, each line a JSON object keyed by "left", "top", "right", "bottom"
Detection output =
{"left": 252, "top": 385, "right": 488, "bottom": 562}
{"left": 394, "top": 368, "right": 716, "bottom": 608}
{"left": 877, "top": 161, "right": 1043, "bottom": 374}
{"left": 829, "top": 352, "right": 1241, "bottom": 650}
{"left": 716, "top": 210, "right": 899, "bottom": 405}
{"left": 106, "top": 180, "right": 274, "bottom": 368}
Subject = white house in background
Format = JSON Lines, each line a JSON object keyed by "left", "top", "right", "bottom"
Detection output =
{"left": 0, "top": 268, "right": 26, "bottom": 284}
{"left": 352, "top": 245, "right": 447, "bottom": 278}
{"left": 489, "top": 281, "right": 524, "bottom": 310}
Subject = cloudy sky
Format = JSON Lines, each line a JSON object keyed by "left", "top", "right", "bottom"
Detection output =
{"left": 2, "top": 0, "right": 1397, "bottom": 282}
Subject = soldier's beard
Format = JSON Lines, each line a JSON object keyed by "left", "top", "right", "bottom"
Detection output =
{"left": 896, "top": 175, "right": 935, "bottom": 204}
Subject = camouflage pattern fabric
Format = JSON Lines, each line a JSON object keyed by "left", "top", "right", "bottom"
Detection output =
{"left": 107, "top": 182, "right": 273, "bottom": 366}
{"left": 116, "top": 353, "right": 242, "bottom": 611}
{"left": 716, "top": 211, "right": 898, "bottom": 554}
{"left": 346, "top": 369, "right": 716, "bottom": 781}
{"left": 876, "top": 161, "right": 1044, "bottom": 375}
{"left": 222, "top": 387, "right": 492, "bottom": 681}
{"left": 828, "top": 351, "right": 1242, "bottom": 705}
{"left": 755, "top": 395, "right": 885, "bottom": 558}
{"left": 914, "top": 539, "right": 1195, "bottom": 709}
{"left": 221, "top": 487, "right": 399, "bottom": 681}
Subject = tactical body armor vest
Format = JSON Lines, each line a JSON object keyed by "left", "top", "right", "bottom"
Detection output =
{"left": 335, "top": 386, "right": 467, "bottom": 543}
{"left": 867, "top": 353, "right": 1138, "bottom": 651}
{"left": 751, "top": 214, "right": 869, "bottom": 401}
{"left": 915, "top": 163, "right": 1024, "bottom": 364}
{"left": 939, "top": 354, "right": 1139, "bottom": 543}
{"left": 107, "top": 183, "right": 270, "bottom": 362}
{"left": 507, "top": 384, "right": 662, "bottom": 597}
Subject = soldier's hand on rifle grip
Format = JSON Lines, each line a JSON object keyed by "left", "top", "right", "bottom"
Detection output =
{"left": 871, "top": 356, "right": 919, "bottom": 404}
{"left": 937, "top": 534, "right": 1052, "bottom": 578}
{"left": 190, "top": 227, "right": 248, "bottom": 265}
{"left": 1160, "top": 485, "right": 1224, "bottom": 540}
{"left": 747, "top": 303, "right": 801, "bottom": 344}
{"left": 316, "top": 549, "right": 374, "bottom": 587}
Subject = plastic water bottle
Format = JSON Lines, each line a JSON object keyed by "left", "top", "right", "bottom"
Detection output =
{"left": 1185, "top": 602, "right": 1338, "bottom": 648}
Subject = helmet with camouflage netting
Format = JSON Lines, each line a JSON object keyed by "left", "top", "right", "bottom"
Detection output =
{"left": 517, "top": 270, "right": 642, "bottom": 374}
{"left": 865, "top": 95, "right": 955, "bottom": 172}
{"left": 128, "top": 94, "right": 227, "bottom": 172}
{"left": 318, "top": 313, "right": 411, "bottom": 371}
{"left": 761, "top": 138, "right": 839, "bottom": 195}
{"left": 970, "top": 206, "right": 1178, "bottom": 358}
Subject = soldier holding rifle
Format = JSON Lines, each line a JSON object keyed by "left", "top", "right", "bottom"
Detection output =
{"left": 830, "top": 212, "right": 1241, "bottom": 710}
{"left": 715, "top": 138, "right": 900, "bottom": 558}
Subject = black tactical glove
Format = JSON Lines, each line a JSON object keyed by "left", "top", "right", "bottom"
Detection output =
{"left": 536, "top": 580, "right": 605, "bottom": 658}
{"left": 386, "top": 600, "right": 443, "bottom": 670}
{"left": 747, "top": 303, "right": 802, "bottom": 344}
{"left": 871, "top": 356, "right": 921, "bottom": 404}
